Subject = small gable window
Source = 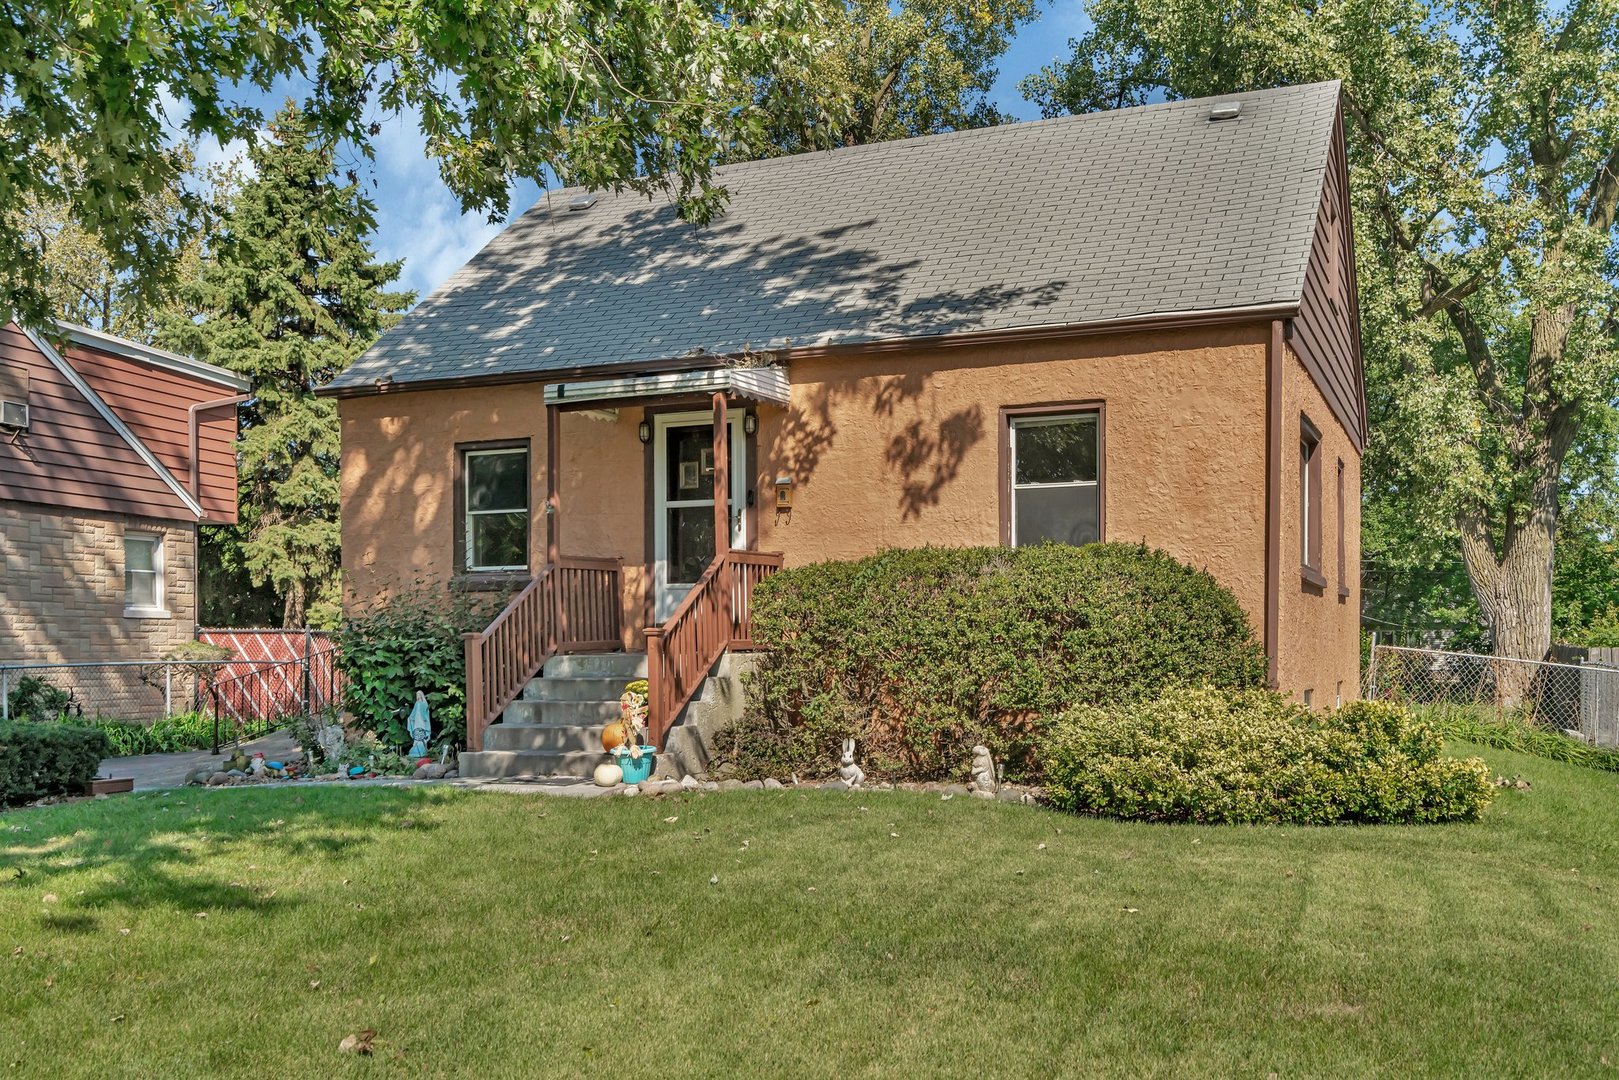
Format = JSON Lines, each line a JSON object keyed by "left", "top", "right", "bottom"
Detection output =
{"left": 461, "top": 444, "right": 530, "bottom": 573}
{"left": 1300, "top": 415, "right": 1324, "bottom": 587}
{"left": 1008, "top": 411, "right": 1101, "bottom": 548}
{"left": 123, "top": 533, "right": 166, "bottom": 617}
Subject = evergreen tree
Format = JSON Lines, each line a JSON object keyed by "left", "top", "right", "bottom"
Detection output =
{"left": 166, "top": 104, "right": 413, "bottom": 628}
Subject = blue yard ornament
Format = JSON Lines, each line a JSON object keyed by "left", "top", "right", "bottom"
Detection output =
{"left": 407, "top": 690, "right": 432, "bottom": 758}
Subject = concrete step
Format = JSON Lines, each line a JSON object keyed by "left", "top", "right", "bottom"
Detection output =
{"left": 483, "top": 722, "right": 602, "bottom": 753}
{"left": 500, "top": 699, "right": 622, "bottom": 725}
{"left": 521, "top": 676, "right": 632, "bottom": 703}
{"left": 457, "top": 749, "right": 611, "bottom": 780}
{"left": 542, "top": 652, "right": 647, "bottom": 679}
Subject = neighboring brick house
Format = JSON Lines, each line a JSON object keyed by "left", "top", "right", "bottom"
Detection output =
{"left": 0, "top": 322, "right": 247, "bottom": 673}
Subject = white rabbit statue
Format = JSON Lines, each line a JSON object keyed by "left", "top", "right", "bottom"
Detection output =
{"left": 838, "top": 737, "right": 865, "bottom": 788}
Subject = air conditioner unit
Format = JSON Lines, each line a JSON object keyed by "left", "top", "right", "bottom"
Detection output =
{"left": 0, "top": 398, "right": 26, "bottom": 430}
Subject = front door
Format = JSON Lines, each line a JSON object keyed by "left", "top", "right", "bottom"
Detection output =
{"left": 653, "top": 412, "right": 747, "bottom": 620}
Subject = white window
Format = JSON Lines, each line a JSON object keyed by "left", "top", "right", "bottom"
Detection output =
{"left": 123, "top": 534, "right": 166, "bottom": 617}
{"left": 463, "top": 447, "right": 529, "bottom": 572}
{"left": 1009, "top": 413, "right": 1101, "bottom": 547}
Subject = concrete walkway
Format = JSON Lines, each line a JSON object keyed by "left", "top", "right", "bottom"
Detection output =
{"left": 98, "top": 730, "right": 302, "bottom": 792}
{"left": 99, "top": 731, "right": 609, "bottom": 797}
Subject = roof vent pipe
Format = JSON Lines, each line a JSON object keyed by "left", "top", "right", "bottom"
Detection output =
{"left": 1209, "top": 101, "right": 1242, "bottom": 121}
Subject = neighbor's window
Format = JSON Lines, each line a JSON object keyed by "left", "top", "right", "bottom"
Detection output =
{"left": 123, "top": 534, "right": 164, "bottom": 615}
{"left": 1300, "top": 416, "right": 1323, "bottom": 580}
{"left": 463, "top": 446, "right": 529, "bottom": 572}
{"left": 1010, "top": 412, "right": 1100, "bottom": 547}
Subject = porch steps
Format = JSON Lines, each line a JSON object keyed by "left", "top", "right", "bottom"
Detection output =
{"left": 457, "top": 652, "right": 647, "bottom": 781}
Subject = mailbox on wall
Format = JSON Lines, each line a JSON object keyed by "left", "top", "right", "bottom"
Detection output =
{"left": 775, "top": 474, "right": 794, "bottom": 510}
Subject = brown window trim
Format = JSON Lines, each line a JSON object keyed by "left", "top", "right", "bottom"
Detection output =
{"left": 453, "top": 437, "right": 532, "bottom": 576}
{"left": 998, "top": 400, "right": 1106, "bottom": 547}
{"left": 1299, "top": 413, "right": 1323, "bottom": 591}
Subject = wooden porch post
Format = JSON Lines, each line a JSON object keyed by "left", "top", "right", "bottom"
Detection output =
{"left": 712, "top": 392, "right": 729, "bottom": 556}
{"left": 546, "top": 402, "right": 561, "bottom": 566}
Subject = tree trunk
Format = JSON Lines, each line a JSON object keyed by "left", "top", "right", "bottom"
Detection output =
{"left": 282, "top": 579, "right": 307, "bottom": 629}
{"left": 1457, "top": 506, "right": 1555, "bottom": 710}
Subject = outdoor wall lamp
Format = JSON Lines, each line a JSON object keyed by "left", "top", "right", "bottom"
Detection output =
{"left": 743, "top": 412, "right": 758, "bottom": 436}
{"left": 638, "top": 420, "right": 651, "bottom": 444}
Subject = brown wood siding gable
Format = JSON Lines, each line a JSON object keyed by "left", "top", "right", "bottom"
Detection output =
{"left": 70, "top": 341, "right": 241, "bottom": 523}
{"left": 1287, "top": 102, "right": 1368, "bottom": 451}
{"left": 0, "top": 325, "right": 194, "bottom": 521}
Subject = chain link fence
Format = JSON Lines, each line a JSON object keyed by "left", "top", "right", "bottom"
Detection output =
{"left": 1365, "top": 644, "right": 1619, "bottom": 748}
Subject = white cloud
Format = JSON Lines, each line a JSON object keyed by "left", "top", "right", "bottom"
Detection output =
{"left": 365, "top": 110, "right": 544, "bottom": 302}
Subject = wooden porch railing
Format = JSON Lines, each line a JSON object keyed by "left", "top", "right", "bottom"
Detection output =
{"left": 463, "top": 555, "right": 624, "bottom": 752}
{"left": 644, "top": 549, "right": 784, "bottom": 749}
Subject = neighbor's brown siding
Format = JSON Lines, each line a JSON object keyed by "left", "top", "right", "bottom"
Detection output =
{"left": 1288, "top": 104, "right": 1367, "bottom": 450}
{"left": 1277, "top": 343, "right": 1361, "bottom": 704}
{"left": 0, "top": 325, "right": 192, "bottom": 521}
{"left": 72, "top": 340, "right": 240, "bottom": 523}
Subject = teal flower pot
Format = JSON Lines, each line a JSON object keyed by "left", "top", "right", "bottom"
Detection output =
{"left": 617, "top": 747, "right": 657, "bottom": 785}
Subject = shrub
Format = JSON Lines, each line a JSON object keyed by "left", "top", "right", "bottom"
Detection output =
{"left": 337, "top": 585, "right": 506, "bottom": 750}
{"left": 1040, "top": 689, "right": 1497, "bottom": 825}
{"left": 0, "top": 723, "right": 111, "bottom": 805}
{"left": 724, "top": 543, "right": 1266, "bottom": 780}
{"left": 90, "top": 712, "right": 222, "bottom": 756}
{"left": 5, "top": 675, "right": 82, "bottom": 723}
{"left": 1423, "top": 703, "right": 1619, "bottom": 772}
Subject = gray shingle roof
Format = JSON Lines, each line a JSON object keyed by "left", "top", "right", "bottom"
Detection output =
{"left": 329, "top": 81, "right": 1340, "bottom": 391}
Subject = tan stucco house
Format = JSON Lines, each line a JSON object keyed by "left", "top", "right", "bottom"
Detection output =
{"left": 323, "top": 81, "right": 1365, "bottom": 771}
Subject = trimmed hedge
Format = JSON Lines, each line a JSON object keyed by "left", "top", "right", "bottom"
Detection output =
{"left": 1040, "top": 690, "right": 1497, "bottom": 825}
{"left": 0, "top": 724, "right": 111, "bottom": 806}
{"left": 729, "top": 543, "right": 1267, "bottom": 780}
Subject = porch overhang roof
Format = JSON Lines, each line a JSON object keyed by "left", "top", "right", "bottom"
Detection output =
{"left": 542, "top": 365, "right": 789, "bottom": 408}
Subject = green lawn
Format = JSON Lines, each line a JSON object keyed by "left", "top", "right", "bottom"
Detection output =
{"left": 3, "top": 742, "right": 1617, "bottom": 1078}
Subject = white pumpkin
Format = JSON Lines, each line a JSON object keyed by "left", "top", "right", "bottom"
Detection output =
{"left": 593, "top": 761, "right": 624, "bottom": 787}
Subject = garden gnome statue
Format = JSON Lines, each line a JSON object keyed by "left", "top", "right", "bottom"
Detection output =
{"left": 407, "top": 691, "right": 432, "bottom": 758}
{"left": 970, "top": 745, "right": 998, "bottom": 796}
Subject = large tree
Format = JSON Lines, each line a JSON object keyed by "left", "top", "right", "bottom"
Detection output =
{"left": 743, "top": 0, "right": 1038, "bottom": 155}
{"left": 164, "top": 105, "right": 412, "bottom": 628}
{"left": 0, "top": 0, "right": 819, "bottom": 330}
{"left": 1026, "top": 0, "right": 1619, "bottom": 684}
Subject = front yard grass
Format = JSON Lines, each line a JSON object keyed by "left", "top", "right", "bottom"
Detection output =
{"left": 2, "top": 741, "right": 1617, "bottom": 1077}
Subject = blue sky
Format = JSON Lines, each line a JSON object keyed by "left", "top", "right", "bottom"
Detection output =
{"left": 276, "top": 2, "right": 1093, "bottom": 303}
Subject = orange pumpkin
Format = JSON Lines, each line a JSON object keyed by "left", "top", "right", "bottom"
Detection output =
{"left": 601, "top": 721, "right": 630, "bottom": 753}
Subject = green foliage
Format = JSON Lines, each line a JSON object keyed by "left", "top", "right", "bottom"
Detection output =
{"left": 336, "top": 585, "right": 502, "bottom": 750}
{"left": 0, "top": 0, "right": 820, "bottom": 329}
{"left": 4, "top": 675, "right": 81, "bottom": 724}
{"left": 1040, "top": 690, "right": 1497, "bottom": 825}
{"left": 1421, "top": 703, "right": 1619, "bottom": 773}
{"left": 1024, "top": 1, "right": 1619, "bottom": 665}
{"left": 725, "top": 543, "right": 1266, "bottom": 780}
{"left": 164, "top": 105, "right": 413, "bottom": 628}
{"left": 89, "top": 713, "right": 222, "bottom": 757}
{"left": 0, "top": 723, "right": 110, "bottom": 805}
{"left": 745, "top": 0, "right": 1038, "bottom": 156}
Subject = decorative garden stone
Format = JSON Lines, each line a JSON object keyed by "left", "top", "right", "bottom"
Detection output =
{"left": 316, "top": 724, "right": 345, "bottom": 766}
{"left": 970, "top": 745, "right": 998, "bottom": 794}
{"left": 407, "top": 691, "right": 432, "bottom": 758}
{"left": 838, "top": 738, "right": 865, "bottom": 788}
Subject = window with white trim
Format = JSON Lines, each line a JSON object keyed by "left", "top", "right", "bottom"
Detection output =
{"left": 123, "top": 534, "right": 165, "bottom": 615}
{"left": 463, "top": 447, "right": 529, "bottom": 572}
{"left": 1010, "top": 412, "right": 1100, "bottom": 547}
